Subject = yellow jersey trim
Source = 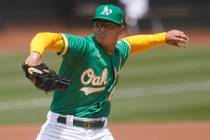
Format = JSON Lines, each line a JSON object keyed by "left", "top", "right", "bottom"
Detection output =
{"left": 59, "top": 33, "right": 68, "bottom": 56}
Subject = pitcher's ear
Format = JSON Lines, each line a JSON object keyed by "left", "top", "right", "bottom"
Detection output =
{"left": 118, "top": 26, "right": 127, "bottom": 39}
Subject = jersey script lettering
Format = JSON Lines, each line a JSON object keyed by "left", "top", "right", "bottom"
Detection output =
{"left": 80, "top": 68, "right": 108, "bottom": 95}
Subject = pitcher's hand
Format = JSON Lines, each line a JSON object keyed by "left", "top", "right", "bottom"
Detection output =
{"left": 166, "top": 30, "right": 190, "bottom": 47}
{"left": 25, "top": 52, "right": 43, "bottom": 66}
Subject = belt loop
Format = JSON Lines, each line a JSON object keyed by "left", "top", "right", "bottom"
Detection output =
{"left": 47, "top": 111, "right": 52, "bottom": 119}
{"left": 66, "top": 115, "right": 74, "bottom": 126}
{"left": 103, "top": 118, "right": 108, "bottom": 127}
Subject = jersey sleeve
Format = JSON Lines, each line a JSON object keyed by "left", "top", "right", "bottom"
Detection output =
{"left": 61, "top": 33, "right": 89, "bottom": 57}
{"left": 123, "top": 32, "right": 166, "bottom": 54}
{"left": 116, "top": 39, "right": 131, "bottom": 67}
{"left": 30, "top": 32, "right": 65, "bottom": 55}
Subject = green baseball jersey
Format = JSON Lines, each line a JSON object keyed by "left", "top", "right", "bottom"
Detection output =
{"left": 50, "top": 34, "right": 130, "bottom": 118}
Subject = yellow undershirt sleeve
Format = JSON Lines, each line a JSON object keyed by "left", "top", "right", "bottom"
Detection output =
{"left": 30, "top": 32, "right": 68, "bottom": 56}
{"left": 124, "top": 32, "right": 166, "bottom": 54}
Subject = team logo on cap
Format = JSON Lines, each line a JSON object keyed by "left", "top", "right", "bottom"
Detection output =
{"left": 100, "top": 6, "right": 112, "bottom": 15}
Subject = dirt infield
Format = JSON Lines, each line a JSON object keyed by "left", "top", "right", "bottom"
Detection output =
{"left": 0, "top": 122, "right": 210, "bottom": 140}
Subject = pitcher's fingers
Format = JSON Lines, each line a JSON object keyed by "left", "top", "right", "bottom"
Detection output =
{"left": 177, "top": 33, "right": 190, "bottom": 42}
{"left": 175, "top": 37, "right": 188, "bottom": 44}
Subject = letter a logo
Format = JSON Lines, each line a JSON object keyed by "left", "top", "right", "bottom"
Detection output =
{"left": 100, "top": 6, "right": 112, "bottom": 15}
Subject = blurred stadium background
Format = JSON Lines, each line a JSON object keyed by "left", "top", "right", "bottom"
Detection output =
{"left": 0, "top": 0, "right": 210, "bottom": 139}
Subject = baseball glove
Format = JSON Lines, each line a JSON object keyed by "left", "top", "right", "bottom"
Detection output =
{"left": 22, "top": 63, "right": 70, "bottom": 93}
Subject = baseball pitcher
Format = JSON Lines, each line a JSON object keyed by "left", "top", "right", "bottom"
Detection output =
{"left": 22, "top": 4, "right": 189, "bottom": 140}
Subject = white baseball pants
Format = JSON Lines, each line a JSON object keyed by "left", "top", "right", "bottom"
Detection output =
{"left": 35, "top": 111, "right": 114, "bottom": 140}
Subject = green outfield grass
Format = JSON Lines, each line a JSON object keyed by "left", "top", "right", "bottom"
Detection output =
{"left": 0, "top": 44, "right": 210, "bottom": 124}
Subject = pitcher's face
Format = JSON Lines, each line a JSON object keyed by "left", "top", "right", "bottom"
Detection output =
{"left": 93, "top": 20, "right": 122, "bottom": 46}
